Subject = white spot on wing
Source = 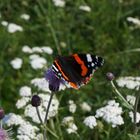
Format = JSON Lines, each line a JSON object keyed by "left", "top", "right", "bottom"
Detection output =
{"left": 86, "top": 54, "right": 92, "bottom": 62}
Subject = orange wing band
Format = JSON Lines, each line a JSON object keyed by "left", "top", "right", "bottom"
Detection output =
{"left": 73, "top": 54, "right": 88, "bottom": 76}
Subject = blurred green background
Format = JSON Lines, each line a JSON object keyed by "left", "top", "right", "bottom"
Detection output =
{"left": 0, "top": 0, "right": 140, "bottom": 139}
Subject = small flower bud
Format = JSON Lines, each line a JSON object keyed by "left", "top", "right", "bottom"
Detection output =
{"left": 106, "top": 72, "right": 115, "bottom": 81}
{"left": 0, "top": 108, "right": 5, "bottom": 120}
{"left": 31, "top": 95, "right": 41, "bottom": 107}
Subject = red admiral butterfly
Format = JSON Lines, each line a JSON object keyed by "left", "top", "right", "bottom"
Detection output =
{"left": 51, "top": 53, "right": 104, "bottom": 89}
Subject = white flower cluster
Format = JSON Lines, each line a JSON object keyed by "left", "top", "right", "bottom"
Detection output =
{"left": 5, "top": 113, "right": 42, "bottom": 140}
{"left": 116, "top": 76, "right": 140, "bottom": 90}
{"left": 1, "top": 21, "right": 23, "bottom": 33}
{"left": 52, "top": 0, "right": 65, "bottom": 7}
{"left": 127, "top": 17, "right": 140, "bottom": 27}
{"left": 68, "top": 100, "right": 77, "bottom": 113}
{"left": 5, "top": 84, "right": 60, "bottom": 139}
{"left": 95, "top": 100, "right": 124, "bottom": 127}
{"left": 83, "top": 116, "right": 97, "bottom": 129}
{"left": 20, "top": 14, "right": 30, "bottom": 20}
{"left": 22, "top": 45, "right": 53, "bottom": 55}
{"left": 31, "top": 77, "right": 66, "bottom": 92}
{"left": 62, "top": 116, "right": 78, "bottom": 134}
{"left": 29, "top": 54, "right": 47, "bottom": 69}
{"left": 79, "top": 5, "right": 91, "bottom": 12}
{"left": 126, "top": 95, "right": 136, "bottom": 106}
{"left": 80, "top": 102, "right": 91, "bottom": 112}
{"left": 129, "top": 111, "right": 140, "bottom": 124}
{"left": 24, "top": 93, "right": 59, "bottom": 123}
{"left": 31, "top": 78, "right": 50, "bottom": 92}
{"left": 10, "top": 58, "right": 23, "bottom": 70}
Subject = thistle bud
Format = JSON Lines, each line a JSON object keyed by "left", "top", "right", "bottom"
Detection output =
{"left": 31, "top": 95, "right": 41, "bottom": 107}
{"left": 106, "top": 72, "right": 115, "bottom": 81}
{"left": 0, "top": 108, "right": 5, "bottom": 120}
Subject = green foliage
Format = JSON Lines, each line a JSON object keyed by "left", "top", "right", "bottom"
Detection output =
{"left": 0, "top": 0, "right": 140, "bottom": 139}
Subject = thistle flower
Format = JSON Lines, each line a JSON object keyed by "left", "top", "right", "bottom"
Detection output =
{"left": 0, "top": 128, "right": 10, "bottom": 140}
{"left": 45, "top": 68, "right": 65, "bottom": 92}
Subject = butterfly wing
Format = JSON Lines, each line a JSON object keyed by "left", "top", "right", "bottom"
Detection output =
{"left": 52, "top": 54, "right": 104, "bottom": 89}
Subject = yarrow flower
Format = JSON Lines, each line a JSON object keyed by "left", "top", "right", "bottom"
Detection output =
{"left": 126, "top": 95, "right": 136, "bottom": 106}
{"left": 29, "top": 54, "right": 47, "bottom": 69}
{"left": 80, "top": 102, "right": 91, "bottom": 112}
{"left": 116, "top": 76, "right": 140, "bottom": 90}
{"left": 68, "top": 100, "right": 77, "bottom": 113}
{"left": 52, "top": 0, "right": 65, "bottom": 7}
{"left": 62, "top": 116, "right": 78, "bottom": 134}
{"left": 22, "top": 46, "right": 53, "bottom": 54}
{"left": 79, "top": 5, "right": 91, "bottom": 12}
{"left": 83, "top": 116, "right": 97, "bottom": 129}
{"left": 20, "top": 14, "right": 30, "bottom": 20}
{"left": 129, "top": 111, "right": 140, "bottom": 123}
{"left": 95, "top": 100, "right": 124, "bottom": 127}
{"left": 127, "top": 17, "right": 140, "bottom": 26}
{"left": 10, "top": 58, "right": 23, "bottom": 69}
{"left": 7, "top": 23, "right": 23, "bottom": 33}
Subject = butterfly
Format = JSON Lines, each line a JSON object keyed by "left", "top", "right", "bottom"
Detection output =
{"left": 51, "top": 53, "right": 104, "bottom": 89}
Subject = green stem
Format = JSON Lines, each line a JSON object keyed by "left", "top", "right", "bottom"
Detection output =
{"left": 133, "top": 92, "right": 140, "bottom": 134}
{"left": 111, "top": 81, "right": 133, "bottom": 110}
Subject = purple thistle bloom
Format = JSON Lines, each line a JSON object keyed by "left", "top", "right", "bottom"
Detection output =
{"left": 45, "top": 67, "right": 65, "bottom": 92}
{"left": 0, "top": 128, "right": 9, "bottom": 140}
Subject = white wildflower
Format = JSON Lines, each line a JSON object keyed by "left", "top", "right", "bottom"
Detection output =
{"left": 32, "top": 47, "right": 43, "bottom": 53}
{"left": 8, "top": 23, "right": 23, "bottom": 33}
{"left": 20, "top": 14, "right": 30, "bottom": 20}
{"left": 5, "top": 113, "right": 25, "bottom": 126}
{"left": 62, "top": 116, "right": 78, "bottom": 134}
{"left": 68, "top": 100, "right": 76, "bottom": 113}
{"left": 17, "top": 122, "right": 39, "bottom": 139}
{"left": 66, "top": 123, "right": 78, "bottom": 134}
{"left": 29, "top": 54, "right": 40, "bottom": 60}
{"left": 83, "top": 116, "right": 97, "bottom": 129}
{"left": 40, "top": 93, "right": 59, "bottom": 118}
{"left": 127, "top": 17, "right": 140, "bottom": 26}
{"left": 41, "top": 46, "right": 53, "bottom": 54}
{"left": 1, "top": 21, "right": 8, "bottom": 26}
{"left": 80, "top": 102, "right": 91, "bottom": 112}
{"left": 29, "top": 54, "right": 47, "bottom": 69}
{"left": 31, "top": 78, "right": 50, "bottom": 92}
{"left": 16, "top": 97, "right": 30, "bottom": 109}
{"left": 79, "top": 5, "right": 91, "bottom": 12}
{"left": 22, "top": 45, "right": 33, "bottom": 53}
{"left": 17, "top": 135, "right": 30, "bottom": 140}
{"left": 19, "top": 86, "right": 32, "bottom": 97}
{"left": 10, "top": 58, "right": 23, "bottom": 69}
{"left": 116, "top": 76, "right": 140, "bottom": 90}
{"left": 62, "top": 116, "right": 74, "bottom": 125}
{"left": 95, "top": 100, "right": 124, "bottom": 127}
{"left": 126, "top": 95, "right": 136, "bottom": 106}
{"left": 24, "top": 104, "right": 45, "bottom": 123}
{"left": 52, "top": 0, "right": 65, "bottom": 7}
{"left": 129, "top": 111, "right": 140, "bottom": 123}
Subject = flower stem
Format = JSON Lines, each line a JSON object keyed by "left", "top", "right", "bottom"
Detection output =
{"left": 36, "top": 107, "right": 43, "bottom": 124}
{"left": 111, "top": 81, "right": 133, "bottom": 110}
{"left": 133, "top": 92, "right": 140, "bottom": 134}
{"left": 43, "top": 92, "right": 55, "bottom": 140}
